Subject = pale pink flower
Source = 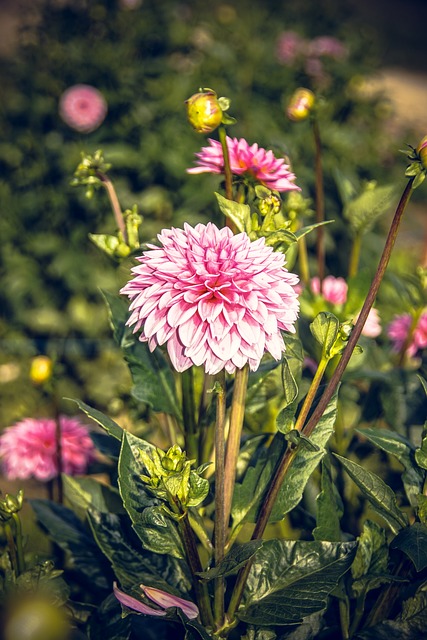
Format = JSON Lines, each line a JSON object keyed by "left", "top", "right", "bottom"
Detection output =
{"left": 354, "top": 307, "right": 382, "bottom": 338}
{"left": 308, "top": 36, "right": 348, "bottom": 60}
{"left": 387, "top": 311, "right": 427, "bottom": 356}
{"left": 121, "top": 222, "right": 299, "bottom": 375}
{"left": 0, "top": 416, "right": 96, "bottom": 481}
{"left": 187, "top": 137, "right": 300, "bottom": 193}
{"left": 276, "top": 31, "right": 306, "bottom": 64}
{"left": 59, "top": 84, "right": 107, "bottom": 133}
{"left": 114, "top": 583, "right": 199, "bottom": 619}
{"left": 311, "top": 276, "right": 348, "bottom": 305}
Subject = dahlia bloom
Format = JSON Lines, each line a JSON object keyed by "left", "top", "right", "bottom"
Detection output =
{"left": 387, "top": 311, "right": 427, "bottom": 356}
{"left": 114, "top": 583, "right": 199, "bottom": 619}
{"left": 276, "top": 31, "right": 306, "bottom": 64}
{"left": 59, "top": 84, "right": 107, "bottom": 133}
{"left": 187, "top": 137, "right": 300, "bottom": 193}
{"left": 0, "top": 416, "right": 96, "bottom": 481}
{"left": 121, "top": 222, "right": 299, "bottom": 375}
{"left": 354, "top": 307, "right": 382, "bottom": 339}
{"left": 311, "top": 276, "right": 348, "bottom": 305}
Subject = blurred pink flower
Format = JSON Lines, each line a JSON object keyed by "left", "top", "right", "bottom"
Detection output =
{"left": 121, "top": 222, "right": 299, "bottom": 375}
{"left": 387, "top": 311, "right": 427, "bottom": 356}
{"left": 354, "top": 307, "right": 382, "bottom": 338}
{"left": 276, "top": 31, "right": 306, "bottom": 64}
{"left": 311, "top": 276, "right": 348, "bottom": 305}
{"left": 187, "top": 136, "right": 300, "bottom": 193}
{"left": 114, "top": 582, "right": 199, "bottom": 619}
{"left": 308, "top": 36, "right": 348, "bottom": 60}
{"left": 59, "top": 84, "right": 107, "bottom": 133}
{"left": 0, "top": 416, "right": 96, "bottom": 481}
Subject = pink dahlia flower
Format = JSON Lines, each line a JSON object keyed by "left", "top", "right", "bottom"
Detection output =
{"left": 59, "top": 84, "right": 107, "bottom": 133}
{"left": 187, "top": 136, "right": 300, "bottom": 193}
{"left": 121, "top": 222, "right": 299, "bottom": 375}
{"left": 311, "top": 276, "right": 348, "bottom": 305}
{"left": 387, "top": 311, "right": 427, "bottom": 356}
{"left": 308, "top": 36, "right": 348, "bottom": 60}
{"left": 0, "top": 416, "right": 96, "bottom": 481}
{"left": 354, "top": 307, "right": 382, "bottom": 338}
{"left": 276, "top": 31, "right": 306, "bottom": 64}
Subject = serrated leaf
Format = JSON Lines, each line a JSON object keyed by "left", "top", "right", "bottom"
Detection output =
{"left": 215, "top": 192, "right": 251, "bottom": 233}
{"left": 197, "top": 541, "right": 263, "bottom": 580}
{"left": 118, "top": 432, "right": 184, "bottom": 559}
{"left": 343, "top": 183, "right": 396, "bottom": 234}
{"left": 102, "top": 291, "right": 181, "bottom": 419}
{"left": 67, "top": 398, "right": 124, "bottom": 441}
{"left": 310, "top": 312, "right": 340, "bottom": 358}
{"left": 240, "top": 540, "right": 357, "bottom": 625}
{"left": 63, "top": 475, "right": 125, "bottom": 515}
{"left": 313, "top": 456, "right": 343, "bottom": 541}
{"left": 334, "top": 454, "right": 408, "bottom": 533}
{"left": 390, "top": 523, "right": 427, "bottom": 572}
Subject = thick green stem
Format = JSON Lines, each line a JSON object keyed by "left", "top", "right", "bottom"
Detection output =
{"left": 348, "top": 232, "right": 362, "bottom": 279}
{"left": 214, "top": 371, "right": 227, "bottom": 630}
{"left": 298, "top": 234, "right": 310, "bottom": 285}
{"left": 12, "top": 513, "right": 25, "bottom": 574}
{"left": 223, "top": 365, "right": 249, "bottom": 527}
{"left": 293, "top": 356, "right": 329, "bottom": 433}
{"left": 98, "top": 171, "right": 128, "bottom": 243}
{"left": 182, "top": 368, "right": 198, "bottom": 462}
{"left": 312, "top": 118, "right": 325, "bottom": 287}
{"left": 226, "top": 178, "right": 415, "bottom": 626}
{"left": 4, "top": 521, "right": 18, "bottom": 576}
{"left": 218, "top": 126, "right": 233, "bottom": 202}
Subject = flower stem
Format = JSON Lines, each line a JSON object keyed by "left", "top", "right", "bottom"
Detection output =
{"left": 226, "top": 177, "right": 415, "bottom": 626}
{"left": 4, "top": 521, "right": 18, "bottom": 576}
{"left": 12, "top": 513, "right": 25, "bottom": 574}
{"left": 182, "top": 368, "right": 198, "bottom": 462}
{"left": 218, "top": 126, "right": 233, "bottom": 202}
{"left": 293, "top": 356, "right": 329, "bottom": 433}
{"left": 298, "top": 234, "right": 310, "bottom": 285}
{"left": 348, "top": 232, "right": 362, "bottom": 279}
{"left": 312, "top": 118, "right": 325, "bottom": 287}
{"left": 214, "top": 371, "right": 227, "bottom": 630}
{"left": 223, "top": 365, "right": 249, "bottom": 528}
{"left": 97, "top": 171, "right": 128, "bottom": 244}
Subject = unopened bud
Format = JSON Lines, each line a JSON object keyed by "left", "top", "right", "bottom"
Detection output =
{"left": 417, "top": 135, "right": 427, "bottom": 169}
{"left": 29, "top": 356, "right": 53, "bottom": 385}
{"left": 186, "top": 89, "right": 223, "bottom": 133}
{"left": 287, "top": 88, "right": 315, "bottom": 122}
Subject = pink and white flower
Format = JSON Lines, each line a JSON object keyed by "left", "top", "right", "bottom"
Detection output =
{"left": 121, "top": 222, "right": 299, "bottom": 375}
{"left": 311, "top": 276, "right": 348, "bottom": 305}
{"left": 0, "top": 416, "right": 96, "bottom": 481}
{"left": 276, "top": 31, "right": 306, "bottom": 64}
{"left": 387, "top": 311, "right": 427, "bottom": 356}
{"left": 354, "top": 307, "right": 382, "bottom": 338}
{"left": 114, "top": 583, "right": 199, "bottom": 619}
{"left": 187, "top": 137, "right": 300, "bottom": 193}
{"left": 59, "top": 84, "right": 107, "bottom": 133}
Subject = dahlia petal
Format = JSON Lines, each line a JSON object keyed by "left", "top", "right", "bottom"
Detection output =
{"left": 114, "top": 583, "right": 166, "bottom": 617}
{"left": 167, "top": 302, "right": 198, "bottom": 328}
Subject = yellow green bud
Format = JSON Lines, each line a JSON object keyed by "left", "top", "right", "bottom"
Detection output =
{"left": 186, "top": 89, "right": 223, "bottom": 133}
{"left": 29, "top": 356, "right": 53, "bottom": 385}
{"left": 287, "top": 88, "right": 315, "bottom": 122}
{"left": 417, "top": 135, "right": 427, "bottom": 170}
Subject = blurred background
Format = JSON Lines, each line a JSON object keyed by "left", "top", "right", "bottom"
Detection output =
{"left": 0, "top": 0, "right": 426, "bottom": 435}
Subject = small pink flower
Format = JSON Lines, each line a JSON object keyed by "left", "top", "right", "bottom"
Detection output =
{"left": 276, "top": 31, "right": 306, "bottom": 64}
{"left": 0, "top": 416, "right": 96, "bottom": 481}
{"left": 121, "top": 222, "right": 299, "bottom": 375}
{"left": 308, "top": 36, "right": 348, "bottom": 60}
{"left": 387, "top": 311, "right": 427, "bottom": 356}
{"left": 311, "top": 276, "right": 348, "bottom": 305}
{"left": 354, "top": 307, "right": 382, "bottom": 338}
{"left": 187, "top": 136, "right": 300, "bottom": 193}
{"left": 59, "top": 84, "right": 107, "bottom": 133}
{"left": 114, "top": 582, "right": 199, "bottom": 619}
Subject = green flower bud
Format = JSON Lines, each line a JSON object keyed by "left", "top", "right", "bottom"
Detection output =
{"left": 186, "top": 89, "right": 223, "bottom": 133}
{"left": 30, "top": 356, "right": 53, "bottom": 385}
{"left": 287, "top": 88, "right": 315, "bottom": 122}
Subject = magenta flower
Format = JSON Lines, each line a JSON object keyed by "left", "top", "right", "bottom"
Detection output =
{"left": 187, "top": 137, "right": 300, "bottom": 193}
{"left": 121, "top": 222, "right": 299, "bottom": 375}
{"left": 59, "top": 84, "right": 107, "bottom": 133}
{"left": 311, "top": 276, "right": 348, "bottom": 305}
{"left": 0, "top": 416, "right": 96, "bottom": 481}
{"left": 307, "top": 36, "right": 348, "bottom": 60}
{"left": 387, "top": 311, "right": 427, "bottom": 356}
{"left": 276, "top": 31, "right": 306, "bottom": 64}
{"left": 114, "top": 583, "right": 199, "bottom": 619}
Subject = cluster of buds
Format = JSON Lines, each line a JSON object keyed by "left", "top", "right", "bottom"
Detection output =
{"left": 186, "top": 88, "right": 236, "bottom": 134}
{"left": 405, "top": 136, "right": 427, "bottom": 189}
{"left": 139, "top": 445, "right": 209, "bottom": 511}
{"left": 0, "top": 490, "right": 24, "bottom": 521}
{"left": 89, "top": 204, "right": 142, "bottom": 259}
{"left": 71, "top": 149, "right": 112, "bottom": 198}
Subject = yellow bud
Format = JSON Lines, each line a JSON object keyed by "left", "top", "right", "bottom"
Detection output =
{"left": 417, "top": 135, "right": 427, "bottom": 169}
{"left": 287, "top": 88, "right": 315, "bottom": 122}
{"left": 29, "top": 356, "right": 53, "bottom": 385}
{"left": 186, "top": 90, "right": 223, "bottom": 133}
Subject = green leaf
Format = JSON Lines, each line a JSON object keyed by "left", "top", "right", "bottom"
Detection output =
{"left": 197, "top": 541, "right": 263, "bottom": 580}
{"left": 334, "top": 454, "right": 408, "bottom": 533}
{"left": 30, "top": 499, "right": 112, "bottom": 591}
{"left": 357, "top": 427, "right": 424, "bottom": 506}
{"left": 88, "top": 593, "right": 132, "bottom": 640}
{"left": 281, "top": 357, "right": 298, "bottom": 408}
{"left": 215, "top": 192, "right": 251, "bottom": 233}
{"left": 240, "top": 539, "right": 357, "bottom": 625}
{"left": 390, "top": 523, "right": 427, "bottom": 572}
{"left": 313, "top": 456, "right": 344, "bottom": 542}
{"left": 175, "top": 608, "right": 213, "bottom": 640}
{"left": 67, "top": 398, "right": 124, "bottom": 441}
{"left": 63, "top": 475, "right": 125, "bottom": 515}
{"left": 343, "top": 183, "right": 396, "bottom": 234}
{"left": 294, "top": 220, "right": 334, "bottom": 240}
{"left": 103, "top": 291, "right": 181, "bottom": 419}
{"left": 118, "top": 432, "right": 184, "bottom": 559}
{"left": 310, "top": 312, "right": 340, "bottom": 358}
